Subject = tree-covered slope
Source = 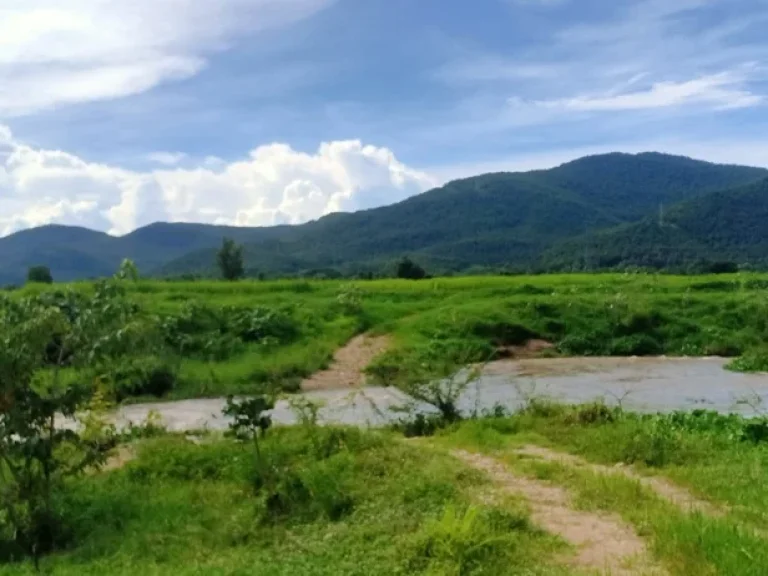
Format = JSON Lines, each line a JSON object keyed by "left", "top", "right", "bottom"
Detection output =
{"left": 544, "top": 177, "right": 768, "bottom": 271}
{"left": 0, "top": 152, "right": 766, "bottom": 281}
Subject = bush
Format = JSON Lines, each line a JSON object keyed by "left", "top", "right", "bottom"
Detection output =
{"left": 564, "top": 401, "right": 618, "bottom": 425}
{"left": 225, "top": 306, "right": 298, "bottom": 344}
{"left": 408, "top": 505, "right": 529, "bottom": 574}
{"left": 251, "top": 428, "right": 380, "bottom": 524}
{"left": 159, "top": 302, "right": 298, "bottom": 360}
{"left": 609, "top": 334, "right": 663, "bottom": 355}
{"left": 396, "top": 257, "right": 427, "bottom": 280}
{"left": 728, "top": 348, "right": 768, "bottom": 372}
{"left": 396, "top": 413, "right": 450, "bottom": 438}
{"left": 27, "top": 265, "right": 53, "bottom": 284}
{"left": 621, "top": 418, "right": 683, "bottom": 467}
{"left": 469, "top": 320, "right": 538, "bottom": 346}
{"left": 110, "top": 356, "right": 177, "bottom": 401}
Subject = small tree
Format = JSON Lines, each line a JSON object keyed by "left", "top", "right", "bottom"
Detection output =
{"left": 217, "top": 238, "right": 245, "bottom": 281}
{"left": 0, "top": 282, "right": 150, "bottom": 566}
{"left": 396, "top": 257, "right": 426, "bottom": 280}
{"left": 27, "top": 266, "right": 53, "bottom": 284}
{"left": 223, "top": 395, "right": 274, "bottom": 465}
{"left": 115, "top": 258, "right": 140, "bottom": 281}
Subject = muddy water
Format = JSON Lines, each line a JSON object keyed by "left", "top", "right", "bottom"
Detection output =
{"left": 115, "top": 357, "right": 768, "bottom": 432}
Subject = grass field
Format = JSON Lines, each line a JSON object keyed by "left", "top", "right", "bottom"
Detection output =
{"left": 6, "top": 404, "right": 768, "bottom": 574}
{"left": 18, "top": 273, "right": 768, "bottom": 401}
{"left": 6, "top": 273, "right": 768, "bottom": 574}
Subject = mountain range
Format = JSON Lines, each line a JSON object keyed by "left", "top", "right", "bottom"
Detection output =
{"left": 3, "top": 151, "right": 768, "bottom": 283}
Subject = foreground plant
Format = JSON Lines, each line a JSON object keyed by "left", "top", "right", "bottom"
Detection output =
{"left": 0, "top": 282, "right": 151, "bottom": 568}
{"left": 223, "top": 395, "right": 274, "bottom": 464}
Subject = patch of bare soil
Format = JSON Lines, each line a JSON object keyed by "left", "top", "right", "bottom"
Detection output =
{"left": 100, "top": 445, "right": 136, "bottom": 472}
{"left": 515, "top": 445, "right": 721, "bottom": 517}
{"left": 496, "top": 339, "right": 556, "bottom": 360}
{"left": 452, "top": 449, "right": 665, "bottom": 576}
{"left": 301, "top": 334, "right": 390, "bottom": 392}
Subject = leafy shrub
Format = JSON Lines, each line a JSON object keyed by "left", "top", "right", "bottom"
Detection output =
{"left": 159, "top": 302, "right": 298, "bottom": 360}
{"left": 396, "top": 413, "right": 450, "bottom": 438}
{"left": 622, "top": 418, "right": 683, "bottom": 467}
{"left": 251, "top": 428, "right": 379, "bottom": 524}
{"left": 469, "top": 320, "right": 538, "bottom": 346}
{"left": 557, "top": 331, "right": 609, "bottom": 355}
{"left": 564, "top": 401, "right": 618, "bottom": 425}
{"left": 224, "top": 306, "right": 298, "bottom": 344}
{"left": 408, "top": 505, "right": 529, "bottom": 574}
{"left": 258, "top": 453, "right": 356, "bottom": 523}
{"left": 728, "top": 348, "right": 768, "bottom": 372}
{"left": 110, "top": 356, "right": 177, "bottom": 401}
{"left": 609, "top": 334, "right": 663, "bottom": 355}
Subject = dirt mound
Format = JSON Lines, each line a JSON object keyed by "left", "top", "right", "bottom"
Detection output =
{"left": 301, "top": 334, "right": 390, "bottom": 391}
{"left": 453, "top": 449, "right": 665, "bottom": 575}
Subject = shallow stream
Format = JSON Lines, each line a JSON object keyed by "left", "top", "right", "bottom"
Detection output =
{"left": 114, "top": 357, "right": 768, "bottom": 431}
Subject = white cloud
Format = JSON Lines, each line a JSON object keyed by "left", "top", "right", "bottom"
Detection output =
{"left": 430, "top": 0, "right": 768, "bottom": 139}
{"left": 0, "top": 0, "right": 334, "bottom": 116}
{"left": 0, "top": 125, "right": 436, "bottom": 237}
{"left": 533, "top": 70, "right": 763, "bottom": 112}
{"left": 147, "top": 152, "right": 188, "bottom": 166}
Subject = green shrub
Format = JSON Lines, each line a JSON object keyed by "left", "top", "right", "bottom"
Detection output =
{"left": 110, "top": 356, "right": 177, "bottom": 401}
{"left": 225, "top": 306, "right": 298, "bottom": 344}
{"left": 408, "top": 504, "right": 529, "bottom": 574}
{"left": 564, "top": 401, "right": 618, "bottom": 425}
{"left": 728, "top": 348, "right": 768, "bottom": 372}
{"left": 609, "top": 334, "right": 663, "bottom": 355}
{"left": 251, "top": 428, "right": 381, "bottom": 524}
{"left": 621, "top": 418, "right": 684, "bottom": 467}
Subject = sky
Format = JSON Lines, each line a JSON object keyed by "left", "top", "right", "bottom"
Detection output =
{"left": 2, "top": 0, "right": 768, "bottom": 236}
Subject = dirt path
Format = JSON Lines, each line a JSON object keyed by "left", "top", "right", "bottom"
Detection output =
{"left": 515, "top": 445, "right": 721, "bottom": 516}
{"left": 452, "top": 449, "right": 665, "bottom": 575}
{"left": 301, "top": 334, "right": 390, "bottom": 391}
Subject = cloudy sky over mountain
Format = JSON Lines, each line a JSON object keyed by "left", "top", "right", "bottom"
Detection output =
{"left": 2, "top": 0, "right": 768, "bottom": 235}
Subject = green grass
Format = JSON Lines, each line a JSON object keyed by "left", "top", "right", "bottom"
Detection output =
{"left": 9, "top": 403, "right": 768, "bottom": 573}
{"left": 17, "top": 272, "right": 768, "bottom": 401}
{"left": 1, "top": 427, "right": 569, "bottom": 575}
{"left": 433, "top": 404, "right": 768, "bottom": 574}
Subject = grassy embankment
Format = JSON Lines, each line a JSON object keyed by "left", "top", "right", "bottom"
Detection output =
{"left": 19, "top": 273, "right": 768, "bottom": 402}
{"left": 7, "top": 403, "right": 768, "bottom": 574}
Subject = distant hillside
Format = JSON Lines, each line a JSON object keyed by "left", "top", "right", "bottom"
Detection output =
{"left": 0, "top": 152, "right": 766, "bottom": 282}
{"left": 158, "top": 153, "right": 768, "bottom": 276}
{"left": 544, "top": 177, "right": 768, "bottom": 271}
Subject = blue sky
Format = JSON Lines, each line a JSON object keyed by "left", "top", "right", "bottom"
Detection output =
{"left": 1, "top": 0, "right": 768, "bottom": 235}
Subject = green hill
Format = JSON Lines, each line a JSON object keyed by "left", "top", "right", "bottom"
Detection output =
{"left": 0, "top": 152, "right": 765, "bottom": 282}
{"left": 544, "top": 177, "right": 768, "bottom": 272}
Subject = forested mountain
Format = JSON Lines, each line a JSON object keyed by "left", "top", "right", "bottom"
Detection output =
{"left": 0, "top": 152, "right": 766, "bottom": 282}
{"left": 544, "top": 177, "right": 768, "bottom": 272}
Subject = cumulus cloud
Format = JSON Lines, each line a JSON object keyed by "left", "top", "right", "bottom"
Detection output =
{"left": 0, "top": 0, "right": 335, "bottom": 115}
{"left": 0, "top": 125, "right": 437, "bottom": 237}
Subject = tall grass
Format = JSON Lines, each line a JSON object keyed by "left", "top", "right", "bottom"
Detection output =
{"left": 0, "top": 428, "right": 563, "bottom": 575}
{"left": 17, "top": 273, "right": 768, "bottom": 400}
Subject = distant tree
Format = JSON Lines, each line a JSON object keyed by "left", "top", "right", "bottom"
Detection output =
{"left": 27, "top": 266, "right": 53, "bottom": 284}
{"left": 217, "top": 238, "right": 245, "bottom": 281}
{"left": 115, "top": 258, "right": 140, "bottom": 281}
{"left": 396, "top": 257, "right": 426, "bottom": 280}
{"left": 707, "top": 261, "right": 739, "bottom": 274}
